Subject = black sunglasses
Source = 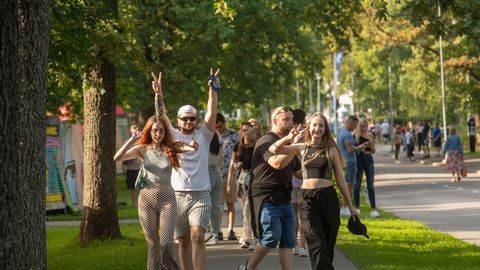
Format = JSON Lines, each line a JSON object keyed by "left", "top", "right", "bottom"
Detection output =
{"left": 273, "top": 107, "right": 292, "bottom": 119}
{"left": 241, "top": 121, "right": 253, "bottom": 127}
{"left": 179, "top": 116, "right": 197, "bottom": 122}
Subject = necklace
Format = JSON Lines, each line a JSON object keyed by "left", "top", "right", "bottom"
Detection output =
{"left": 148, "top": 145, "right": 165, "bottom": 160}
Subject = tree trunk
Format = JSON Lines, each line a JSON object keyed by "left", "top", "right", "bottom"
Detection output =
{"left": 0, "top": 0, "right": 49, "bottom": 269}
{"left": 79, "top": 56, "right": 122, "bottom": 244}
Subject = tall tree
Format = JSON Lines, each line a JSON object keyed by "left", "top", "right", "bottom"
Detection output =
{"left": 78, "top": 0, "right": 122, "bottom": 243}
{"left": 0, "top": 0, "right": 49, "bottom": 269}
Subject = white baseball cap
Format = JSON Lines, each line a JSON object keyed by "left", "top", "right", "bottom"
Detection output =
{"left": 177, "top": 105, "right": 197, "bottom": 116}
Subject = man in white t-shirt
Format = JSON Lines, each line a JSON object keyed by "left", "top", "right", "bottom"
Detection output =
{"left": 154, "top": 69, "right": 220, "bottom": 270}
{"left": 381, "top": 120, "right": 390, "bottom": 144}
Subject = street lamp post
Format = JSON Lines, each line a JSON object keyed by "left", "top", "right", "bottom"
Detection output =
{"left": 315, "top": 73, "right": 321, "bottom": 113}
{"left": 438, "top": 1, "right": 448, "bottom": 141}
{"left": 308, "top": 79, "right": 314, "bottom": 113}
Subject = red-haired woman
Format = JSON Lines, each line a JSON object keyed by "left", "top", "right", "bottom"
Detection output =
{"left": 269, "top": 112, "right": 359, "bottom": 269}
{"left": 114, "top": 114, "right": 197, "bottom": 270}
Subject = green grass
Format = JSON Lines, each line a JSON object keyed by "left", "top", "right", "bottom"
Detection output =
{"left": 47, "top": 210, "right": 480, "bottom": 270}
{"left": 47, "top": 175, "right": 139, "bottom": 221}
{"left": 47, "top": 224, "right": 147, "bottom": 270}
{"left": 336, "top": 208, "right": 480, "bottom": 269}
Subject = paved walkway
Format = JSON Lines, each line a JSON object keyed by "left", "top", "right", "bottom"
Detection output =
{"left": 48, "top": 213, "right": 358, "bottom": 270}
{"left": 48, "top": 206, "right": 358, "bottom": 269}
{"left": 374, "top": 144, "right": 480, "bottom": 246}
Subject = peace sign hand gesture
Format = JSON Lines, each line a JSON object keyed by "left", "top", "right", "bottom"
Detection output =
{"left": 208, "top": 68, "right": 221, "bottom": 91}
{"left": 288, "top": 125, "right": 305, "bottom": 142}
{"left": 151, "top": 72, "right": 163, "bottom": 95}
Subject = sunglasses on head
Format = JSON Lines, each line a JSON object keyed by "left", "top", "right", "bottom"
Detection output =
{"left": 273, "top": 107, "right": 292, "bottom": 119}
{"left": 179, "top": 116, "right": 197, "bottom": 122}
{"left": 241, "top": 121, "right": 253, "bottom": 127}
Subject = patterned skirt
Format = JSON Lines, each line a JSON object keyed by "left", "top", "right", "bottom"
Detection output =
{"left": 445, "top": 150, "right": 464, "bottom": 173}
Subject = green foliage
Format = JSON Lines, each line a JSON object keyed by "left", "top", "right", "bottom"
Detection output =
{"left": 49, "top": 0, "right": 364, "bottom": 122}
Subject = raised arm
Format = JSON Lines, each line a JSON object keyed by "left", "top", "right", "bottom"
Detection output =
{"left": 151, "top": 72, "right": 173, "bottom": 128}
{"left": 204, "top": 68, "right": 219, "bottom": 132}
{"left": 269, "top": 127, "right": 304, "bottom": 155}
{"left": 114, "top": 128, "right": 144, "bottom": 162}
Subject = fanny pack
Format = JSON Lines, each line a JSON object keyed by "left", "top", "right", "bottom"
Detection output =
{"left": 237, "top": 170, "right": 252, "bottom": 186}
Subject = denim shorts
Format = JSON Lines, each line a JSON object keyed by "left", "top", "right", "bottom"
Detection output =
{"left": 258, "top": 201, "right": 296, "bottom": 249}
{"left": 344, "top": 161, "right": 358, "bottom": 185}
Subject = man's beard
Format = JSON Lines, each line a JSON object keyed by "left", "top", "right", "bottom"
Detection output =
{"left": 181, "top": 125, "right": 196, "bottom": 133}
{"left": 279, "top": 125, "right": 292, "bottom": 137}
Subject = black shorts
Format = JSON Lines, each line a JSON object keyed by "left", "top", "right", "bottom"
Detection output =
{"left": 126, "top": 169, "right": 140, "bottom": 190}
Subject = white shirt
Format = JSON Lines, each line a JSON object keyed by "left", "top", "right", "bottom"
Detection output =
{"left": 381, "top": 122, "right": 390, "bottom": 135}
{"left": 171, "top": 125, "right": 214, "bottom": 191}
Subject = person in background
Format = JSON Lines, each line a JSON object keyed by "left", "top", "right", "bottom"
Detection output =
{"left": 380, "top": 119, "right": 390, "bottom": 144}
{"left": 216, "top": 113, "right": 241, "bottom": 241}
{"left": 248, "top": 118, "right": 263, "bottom": 135}
{"left": 442, "top": 126, "right": 464, "bottom": 182}
{"left": 432, "top": 123, "right": 442, "bottom": 157}
{"left": 206, "top": 133, "right": 224, "bottom": 245}
{"left": 405, "top": 128, "right": 415, "bottom": 161}
{"left": 392, "top": 125, "right": 403, "bottom": 160}
{"left": 123, "top": 124, "right": 141, "bottom": 207}
{"left": 269, "top": 112, "right": 360, "bottom": 269}
{"left": 337, "top": 116, "right": 369, "bottom": 216}
{"left": 422, "top": 121, "right": 431, "bottom": 158}
{"left": 417, "top": 121, "right": 424, "bottom": 154}
{"left": 227, "top": 122, "right": 261, "bottom": 250}
{"left": 290, "top": 109, "right": 308, "bottom": 257}
{"left": 353, "top": 118, "right": 380, "bottom": 218}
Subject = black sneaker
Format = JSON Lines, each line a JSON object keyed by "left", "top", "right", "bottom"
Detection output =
{"left": 218, "top": 231, "right": 224, "bottom": 241}
{"left": 228, "top": 230, "right": 238, "bottom": 241}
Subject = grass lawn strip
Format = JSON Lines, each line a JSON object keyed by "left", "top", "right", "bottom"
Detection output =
{"left": 336, "top": 207, "right": 480, "bottom": 269}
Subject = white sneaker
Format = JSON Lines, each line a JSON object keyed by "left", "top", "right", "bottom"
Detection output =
{"left": 248, "top": 241, "right": 256, "bottom": 251}
{"left": 205, "top": 236, "right": 219, "bottom": 245}
{"left": 292, "top": 246, "right": 298, "bottom": 255}
{"left": 340, "top": 207, "right": 351, "bottom": 216}
{"left": 205, "top": 233, "right": 219, "bottom": 245}
{"left": 298, "top": 247, "right": 309, "bottom": 257}
{"left": 370, "top": 210, "right": 381, "bottom": 218}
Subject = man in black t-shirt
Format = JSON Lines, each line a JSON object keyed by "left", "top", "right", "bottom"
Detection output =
{"left": 239, "top": 107, "right": 301, "bottom": 270}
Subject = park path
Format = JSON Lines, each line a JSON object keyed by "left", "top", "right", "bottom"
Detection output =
{"left": 47, "top": 209, "right": 358, "bottom": 270}
{"left": 374, "top": 144, "right": 480, "bottom": 246}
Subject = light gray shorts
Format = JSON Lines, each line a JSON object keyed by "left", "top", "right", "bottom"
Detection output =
{"left": 175, "top": 191, "right": 212, "bottom": 238}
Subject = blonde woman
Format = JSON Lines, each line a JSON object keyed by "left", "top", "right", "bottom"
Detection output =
{"left": 353, "top": 118, "right": 380, "bottom": 218}
{"left": 268, "top": 112, "right": 359, "bottom": 269}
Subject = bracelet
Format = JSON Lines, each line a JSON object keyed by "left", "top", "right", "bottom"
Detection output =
{"left": 273, "top": 142, "right": 279, "bottom": 148}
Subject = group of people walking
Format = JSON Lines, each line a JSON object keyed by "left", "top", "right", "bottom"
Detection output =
{"left": 391, "top": 121, "right": 466, "bottom": 182}
{"left": 115, "top": 69, "right": 381, "bottom": 270}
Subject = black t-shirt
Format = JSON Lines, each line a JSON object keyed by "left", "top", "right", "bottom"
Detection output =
{"left": 423, "top": 123, "right": 430, "bottom": 138}
{"left": 234, "top": 142, "right": 254, "bottom": 171}
{"left": 250, "top": 132, "right": 300, "bottom": 203}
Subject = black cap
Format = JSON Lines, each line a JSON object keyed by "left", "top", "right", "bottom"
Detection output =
{"left": 348, "top": 216, "right": 369, "bottom": 239}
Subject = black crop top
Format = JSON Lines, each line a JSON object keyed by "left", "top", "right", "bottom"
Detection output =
{"left": 357, "top": 136, "right": 372, "bottom": 152}
{"left": 301, "top": 144, "right": 333, "bottom": 181}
